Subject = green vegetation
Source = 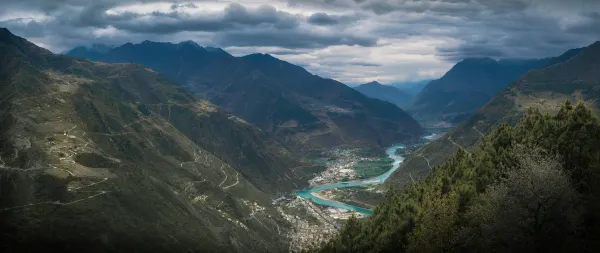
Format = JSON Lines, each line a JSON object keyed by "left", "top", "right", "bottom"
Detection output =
{"left": 392, "top": 40, "right": 600, "bottom": 191}
{"left": 314, "top": 101, "right": 600, "bottom": 252}
{"left": 353, "top": 156, "right": 393, "bottom": 179}
{"left": 332, "top": 187, "right": 385, "bottom": 209}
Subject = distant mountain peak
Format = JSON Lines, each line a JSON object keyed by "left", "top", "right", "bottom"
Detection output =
{"left": 364, "top": 81, "right": 383, "bottom": 86}
{"left": 178, "top": 40, "right": 203, "bottom": 49}
{"left": 179, "top": 40, "right": 200, "bottom": 46}
{"left": 246, "top": 53, "right": 275, "bottom": 59}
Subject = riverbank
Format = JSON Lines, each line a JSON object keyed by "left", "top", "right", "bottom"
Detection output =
{"left": 296, "top": 144, "right": 406, "bottom": 215}
{"left": 296, "top": 133, "right": 442, "bottom": 216}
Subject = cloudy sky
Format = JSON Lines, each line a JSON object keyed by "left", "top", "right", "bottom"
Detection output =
{"left": 1, "top": 0, "right": 599, "bottom": 84}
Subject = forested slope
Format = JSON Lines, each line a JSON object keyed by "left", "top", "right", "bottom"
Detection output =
{"left": 316, "top": 101, "right": 600, "bottom": 252}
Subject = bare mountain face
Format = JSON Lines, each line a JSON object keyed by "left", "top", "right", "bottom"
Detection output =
{"left": 0, "top": 28, "right": 316, "bottom": 252}
{"left": 410, "top": 49, "right": 584, "bottom": 124}
{"left": 354, "top": 81, "right": 414, "bottom": 109}
{"left": 67, "top": 42, "right": 426, "bottom": 149}
{"left": 390, "top": 41, "right": 600, "bottom": 189}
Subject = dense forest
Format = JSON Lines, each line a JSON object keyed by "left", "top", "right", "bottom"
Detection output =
{"left": 314, "top": 101, "right": 600, "bottom": 252}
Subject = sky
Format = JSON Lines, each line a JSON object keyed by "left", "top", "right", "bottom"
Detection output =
{"left": 1, "top": 0, "right": 599, "bottom": 85}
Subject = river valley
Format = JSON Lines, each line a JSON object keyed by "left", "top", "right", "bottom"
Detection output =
{"left": 296, "top": 132, "right": 442, "bottom": 217}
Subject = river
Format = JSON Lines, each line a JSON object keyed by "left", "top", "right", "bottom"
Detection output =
{"left": 296, "top": 133, "right": 439, "bottom": 215}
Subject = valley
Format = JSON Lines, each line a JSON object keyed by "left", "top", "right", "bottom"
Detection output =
{"left": 0, "top": 27, "right": 437, "bottom": 253}
{"left": 272, "top": 132, "right": 445, "bottom": 251}
{"left": 1, "top": 0, "right": 597, "bottom": 249}
{"left": 288, "top": 132, "right": 445, "bottom": 219}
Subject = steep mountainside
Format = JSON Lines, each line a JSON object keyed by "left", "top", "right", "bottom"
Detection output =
{"left": 0, "top": 28, "right": 314, "bottom": 252}
{"left": 411, "top": 58, "right": 550, "bottom": 123}
{"left": 69, "top": 42, "right": 426, "bottom": 149}
{"left": 390, "top": 41, "right": 600, "bottom": 190}
{"left": 354, "top": 81, "right": 413, "bottom": 109}
{"left": 318, "top": 101, "right": 600, "bottom": 252}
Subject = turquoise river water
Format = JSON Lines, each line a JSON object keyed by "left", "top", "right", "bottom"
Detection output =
{"left": 296, "top": 133, "right": 438, "bottom": 215}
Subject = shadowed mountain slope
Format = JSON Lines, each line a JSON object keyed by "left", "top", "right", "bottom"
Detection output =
{"left": 390, "top": 41, "right": 600, "bottom": 190}
{"left": 411, "top": 57, "right": 550, "bottom": 123}
{"left": 0, "top": 28, "right": 314, "bottom": 253}
{"left": 69, "top": 42, "right": 426, "bottom": 149}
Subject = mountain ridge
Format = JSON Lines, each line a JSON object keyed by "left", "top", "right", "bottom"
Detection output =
{"left": 0, "top": 28, "right": 314, "bottom": 252}
{"left": 409, "top": 49, "right": 587, "bottom": 124}
{"left": 410, "top": 57, "right": 547, "bottom": 123}
{"left": 68, "top": 40, "right": 426, "bottom": 149}
{"left": 390, "top": 40, "right": 600, "bottom": 190}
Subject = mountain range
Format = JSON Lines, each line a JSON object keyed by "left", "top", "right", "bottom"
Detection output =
{"left": 65, "top": 42, "right": 426, "bottom": 149}
{"left": 317, "top": 39, "right": 600, "bottom": 252}
{"left": 409, "top": 48, "right": 584, "bottom": 124}
{"left": 0, "top": 28, "right": 318, "bottom": 252}
{"left": 7, "top": 22, "right": 598, "bottom": 252}
{"left": 411, "top": 58, "right": 545, "bottom": 123}
{"left": 390, "top": 40, "right": 600, "bottom": 190}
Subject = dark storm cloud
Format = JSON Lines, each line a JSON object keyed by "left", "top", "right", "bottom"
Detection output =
{"left": 214, "top": 29, "right": 377, "bottom": 49}
{"left": 308, "top": 13, "right": 340, "bottom": 25}
{"left": 433, "top": 9, "right": 600, "bottom": 62}
{"left": 291, "top": 0, "right": 596, "bottom": 61}
{"left": 268, "top": 49, "right": 308, "bottom": 55}
{"left": 362, "top": 1, "right": 396, "bottom": 15}
{"left": 361, "top": 0, "right": 484, "bottom": 16}
{"left": 285, "top": 0, "right": 482, "bottom": 15}
{"left": 58, "top": 3, "right": 299, "bottom": 34}
{"left": 2, "top": 0, "right": 599, "bottom": 68}
{"left": 436, "top": 45, "right": 507, "bottom": 61}
{"left": 307, "top": 13, "right": 360, "bottom": 26}
{"left": 170, "top": 3, "right": 197, "bottom": 10}
{"left": 348, "top": 62, "right": 382, "bottom": 66}
{"left": 0, "top": 1, "right": 382, "bottom": 50}
{"left": 567, "top": 12, "right": 600, "bottom": 34}
{"left": 0, "top": 18, "right": 46, "bottom": 37}
{"left": 0, "top": 0, "right": 187, "bottom": 13}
